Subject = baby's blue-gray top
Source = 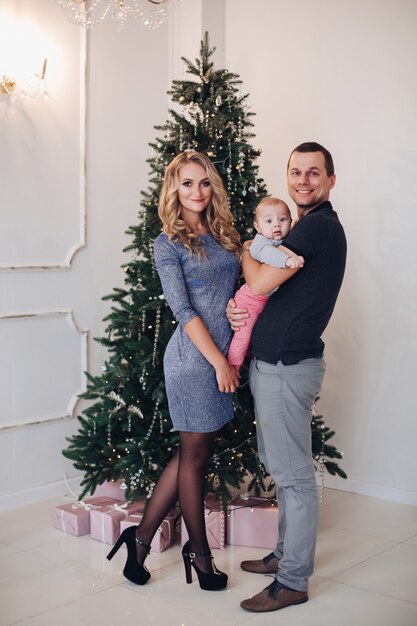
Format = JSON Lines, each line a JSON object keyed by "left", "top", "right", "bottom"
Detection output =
{"left": 250, "top": 233, "right": 289, "bottom": 268}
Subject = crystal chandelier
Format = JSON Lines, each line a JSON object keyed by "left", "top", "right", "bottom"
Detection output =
{"left": 56, "top": 0, "right": 179, "bottom": 30}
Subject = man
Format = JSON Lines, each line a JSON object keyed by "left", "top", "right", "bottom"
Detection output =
{"left": 227, "top": 142, "right": 347, "bottom": 612}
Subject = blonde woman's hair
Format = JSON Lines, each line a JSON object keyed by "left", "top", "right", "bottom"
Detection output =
{"left": 158, "top": 151, "right": 241, "bottom": 258}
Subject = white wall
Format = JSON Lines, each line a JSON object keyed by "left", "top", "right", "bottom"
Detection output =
{"left": 0, "top": 0, "right": 170, "bottom": 508}
{"left": 1, "top": 0, "right": 416, "bottom": 508}
{"left": 225, "top": 0, "right": 417, "bottom": 504}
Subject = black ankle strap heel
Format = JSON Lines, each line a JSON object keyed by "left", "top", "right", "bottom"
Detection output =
{"left": 182, "top": 540, "right": 227, "bottom": 591}
{"left": 135, "top": 537, "right": 151, "bottom": 554}
{"left": 106, "top": 526, "right": 151, "bottom": 585}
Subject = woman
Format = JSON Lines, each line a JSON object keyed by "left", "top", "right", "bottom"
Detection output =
{"left": 107, "top": 151, "right": 241, "bottom": 591}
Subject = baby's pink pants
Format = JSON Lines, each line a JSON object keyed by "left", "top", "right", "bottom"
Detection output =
{"left": 227, "top": 283, "right": 269, "bottom": 369}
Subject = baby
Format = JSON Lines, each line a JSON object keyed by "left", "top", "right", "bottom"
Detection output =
{"left": 227, "top": 197, "right": 304, "bottom": 371}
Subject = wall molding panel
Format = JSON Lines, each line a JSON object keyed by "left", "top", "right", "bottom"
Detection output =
{"left": 0, "top": 311, "right": 87, "bottom": 431}
{"left": 0, "top": 0, "right": 87, "bottom": 271}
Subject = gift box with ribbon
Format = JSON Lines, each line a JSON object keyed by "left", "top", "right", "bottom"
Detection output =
{"left": 90, "top": 498, "right": 147, "bottom": 544}
{"left": 53, "top": 496, "right": 114, "bottom": 536}
{"left": 226, "top": 497, "right": 278, "bottom": 549}
{"left": 119, "top": 510, "right": 177, "bottom": 553}
{"left": 181, "top": 494, "right": 225, "bottom": 549}
{"left": 92, "top": 479, "right": 127, "bottom": 502}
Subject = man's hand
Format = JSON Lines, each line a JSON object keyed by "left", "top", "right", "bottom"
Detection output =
{"left": 226, "top": 298, "right": 249, "bottom": 331}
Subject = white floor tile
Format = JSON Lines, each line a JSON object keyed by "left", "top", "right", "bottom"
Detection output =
{"left": 28, "top": 533, "right": 183, "bottom": 586}
{"left": 0, "top": 497, "right": 69, "bottom": 551}
{"left": 120, "top": 544, "right": 325, "bottom": 625}
{"left": 319, "top": 493, "right": 417, "bottom": 541}
{"left": 0, "top": 542, "right": 20, "bottom": 558}
{"left": 0, "top": 551, "right": 113, "bottom": 624}
{"left": 405, "top": 534, "right": 417, "bottom": 546}
{"left": 247, "top": 580, "right": 417, "bottom": 626}
{"left": 13, "top": 584, "right": 222, "bottom": 626}
{"left": 315, "top": 524, "right": 395, "bottom": 578}
{"left": 333, "top": 543, "right": 417, "bottom": 604}
{"left": 1, "top": 493, "right": 416, "bottom": 625}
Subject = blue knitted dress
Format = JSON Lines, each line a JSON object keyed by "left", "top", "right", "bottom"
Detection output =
{"left": 154, "top": 232, "right": 240, "bottom": 432}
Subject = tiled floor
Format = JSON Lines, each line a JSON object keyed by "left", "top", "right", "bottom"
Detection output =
{"left": 1, "top": 489, "right": 417, "bottom": 625}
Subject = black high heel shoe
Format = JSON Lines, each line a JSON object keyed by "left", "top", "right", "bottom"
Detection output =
{"left": 106, "top": 526, "right": 151, "bottom": 585}
{"left": 182, "top": 540, "right": 228, "bottom": 591}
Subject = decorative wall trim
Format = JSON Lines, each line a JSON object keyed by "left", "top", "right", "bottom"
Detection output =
{"left": 0, "top": 26, "right": 87, "bottom": 272}
{"left": 0, "top": 310, "right": 88, "bottom": 430}
{"left": 0, "top": 414, "right": 74, "bottom": 432}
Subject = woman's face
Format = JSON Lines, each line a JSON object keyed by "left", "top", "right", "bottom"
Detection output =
{"left": 177, "top": 161, "right": 213, "bottom": 223}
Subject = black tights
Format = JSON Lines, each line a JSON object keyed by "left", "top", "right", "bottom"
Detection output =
{"left": 135, "top": 430, "right": 217, "bottom": 572}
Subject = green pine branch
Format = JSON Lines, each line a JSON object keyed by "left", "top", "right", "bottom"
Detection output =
{"left": 63, "top": 32, "right": 346, "bottom": 505}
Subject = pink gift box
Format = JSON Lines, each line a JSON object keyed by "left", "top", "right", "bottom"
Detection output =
{"left": 53, "top": 496, "right": 114, "bottom": 536}
{"left": 120, "top": 513, "right": 176, "bottom": 553}
{"left": 93, "top": 479, "right": 127, "bottom": 502}
{"left": 226, "top": 497, "right": 278, "bottom": 549}
{"left": 181, "top": 495, "right": 225, "bottom": 549}
{"left": 90, "top": 497, "right": 147, "bottom": 544}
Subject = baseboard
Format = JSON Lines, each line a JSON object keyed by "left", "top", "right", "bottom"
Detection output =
{"left": 317, "top": 474, "right": 417, "bottom": 507}
{"left": 0, "top": 476, "right": 83, "bottom": 511}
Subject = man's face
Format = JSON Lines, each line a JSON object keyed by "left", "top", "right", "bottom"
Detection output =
{"left": 287, "top": 151, "right": 335, "bottom": 214}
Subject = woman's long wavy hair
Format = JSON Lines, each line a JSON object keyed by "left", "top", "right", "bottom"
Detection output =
{"left": 158, "top": 151, "right": 241, "bottom": 258}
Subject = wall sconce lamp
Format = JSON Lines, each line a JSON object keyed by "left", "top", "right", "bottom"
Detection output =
{"left": 0, "top": 75, "right": 16, "bottom": 96}
{"left": 0, "top": 58, "right": 48, "bottom": 98}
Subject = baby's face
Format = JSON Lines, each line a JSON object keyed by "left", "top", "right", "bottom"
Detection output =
{"left": 254, "top": 202, "right": 292, "bottom": 240}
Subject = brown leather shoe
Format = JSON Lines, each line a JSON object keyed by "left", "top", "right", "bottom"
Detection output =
{"left": 240, "top": 580, "right": 308, "bottom": 612}
{"left": 240, "top": 551, "right": 279, "bottom": 574}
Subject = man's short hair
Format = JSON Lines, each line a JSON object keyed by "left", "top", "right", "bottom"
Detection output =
{"left": 288, "top": 142, "right": 334, "bottom": 177}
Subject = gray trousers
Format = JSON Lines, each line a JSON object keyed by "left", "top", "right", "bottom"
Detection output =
{"left": 249, "top": 357, "right": 325, "bottom": 591}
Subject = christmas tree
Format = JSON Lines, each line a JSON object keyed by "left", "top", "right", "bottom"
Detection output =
{"left": 63, "top": 33, "right": 346, "bottom": 504}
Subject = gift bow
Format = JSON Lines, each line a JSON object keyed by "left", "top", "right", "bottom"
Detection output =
{"left": 71, "top": 500, "right": 102, "bottom": 511}
{"left": 110, "top": 503, "right": 130, "bottom": 516}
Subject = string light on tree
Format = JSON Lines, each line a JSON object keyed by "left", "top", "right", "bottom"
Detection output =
{"left": 62, "top": 33, "right": 346, "bottom": 503}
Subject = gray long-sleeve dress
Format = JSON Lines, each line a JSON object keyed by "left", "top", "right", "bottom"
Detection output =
{"left": 154, "top": 232, "right": 240, "bottom": 432}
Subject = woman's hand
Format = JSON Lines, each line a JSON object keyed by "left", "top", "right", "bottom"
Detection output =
{"left": 214, "top": 358, "right": 240, "bottom": 393}
{"left": 183, "top": 317, "right": 239, "bottom": 392}
{"left": 226, "top": 298, "right": 249, "bottom": 331}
